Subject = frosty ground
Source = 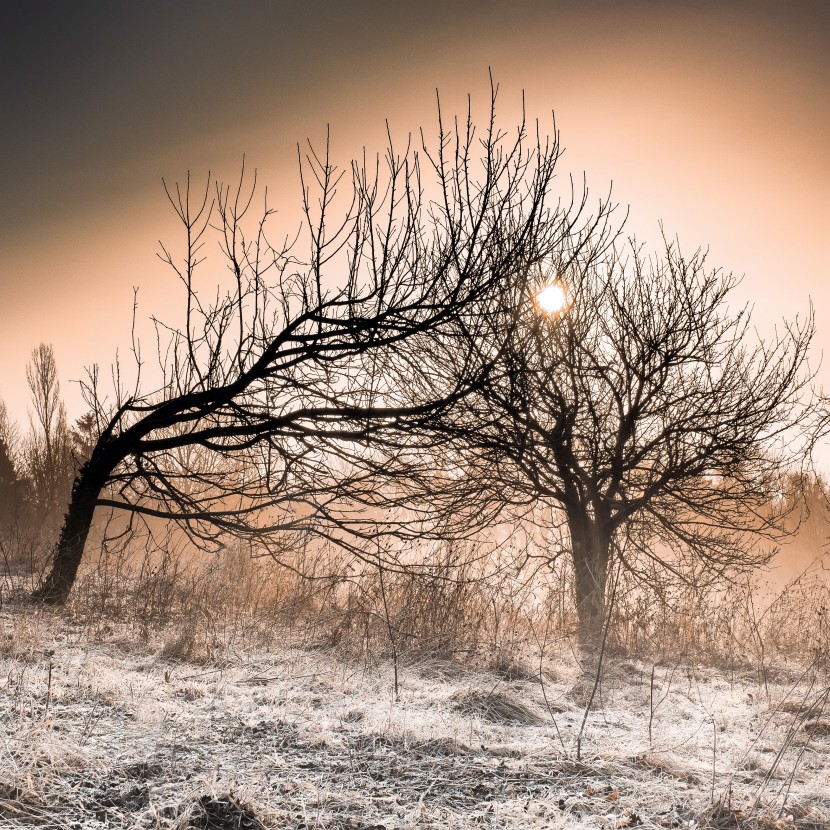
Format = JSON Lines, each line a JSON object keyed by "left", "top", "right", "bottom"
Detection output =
{"left": 0, "top": 606, "right": 828, "bottom": 829}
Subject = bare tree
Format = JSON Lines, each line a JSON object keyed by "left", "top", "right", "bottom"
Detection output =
{"left": 0, "top": 401, "right": 21, "bottom": 529}
{"left": 426, "top": 237, "right": 815, "bottom": 643}
{"left": 34, "top": 91, "right": 595, "bottom": 604}
{"left": 23, "top": 344, "right": 75, "bottom": 519}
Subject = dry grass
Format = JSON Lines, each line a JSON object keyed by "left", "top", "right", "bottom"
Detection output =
{"left": 0, "top": 600, "right": 828, "bottom": 830}
{"left": 0, "top": 525, "right": 829, "bottom": 828}
{"left": 8, "top": 535, "right": 820, "bottom": 679}
{"left": 450, "top": 687, "right": 547, "bottom": 726}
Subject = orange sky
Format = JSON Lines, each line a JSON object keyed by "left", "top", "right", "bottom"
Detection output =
{"left": 2, "top": 2, "right": 828, "bottom": 451}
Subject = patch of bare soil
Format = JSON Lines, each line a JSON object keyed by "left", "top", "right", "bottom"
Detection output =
{"left": 0, "top": 609, "right": 827, "bottom": 829}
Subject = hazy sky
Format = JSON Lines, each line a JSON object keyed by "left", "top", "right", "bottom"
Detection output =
{"left": 2, "top": 1, "right": 829, "bottom": 437}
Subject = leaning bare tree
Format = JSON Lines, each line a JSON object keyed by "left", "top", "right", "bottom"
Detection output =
{"left": 425, "top": 237, "right": 815, "bottom": 643}
{"left": 34, "top": 91, "right": 593, "bottom": 604}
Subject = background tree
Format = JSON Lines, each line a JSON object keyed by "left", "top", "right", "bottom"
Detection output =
{"left": 23, "top": 344, "right": 75, "bottom": 522}
{"left": 0, "top": 401, "right": 22, "bottom": 530}
{"left": 69, "top": 412, "right": 99, "bottom": 464}
{"left": 428, "top": 238, "right": 815, "bottom": 643}
{"left": 34, "top": 92, "right": 596, "bottom": 604}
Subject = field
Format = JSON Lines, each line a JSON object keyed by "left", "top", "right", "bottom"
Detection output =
{"left": 1, "top": 602, "right": 828, "bottom": 830}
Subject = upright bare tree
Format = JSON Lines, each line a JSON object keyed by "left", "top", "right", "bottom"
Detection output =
{"left": 24, "top": 344, "right": 75, "bottom": 520}
{"left": 425, "top": 238, "right": 815, "bottom": 643}
{"left": 0, "top": 401, "right": 21, "bottom": 530}
{"left": 34, "top": 91, "right": 599, "bottom": 604}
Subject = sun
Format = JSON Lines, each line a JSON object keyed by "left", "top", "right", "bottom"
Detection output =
{"left": 536, "top": 281, "right": 568, "bottom": 314}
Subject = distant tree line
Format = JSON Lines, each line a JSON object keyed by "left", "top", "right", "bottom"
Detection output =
{"left": 0, "top": 345, "right": 97, "bottom": 558}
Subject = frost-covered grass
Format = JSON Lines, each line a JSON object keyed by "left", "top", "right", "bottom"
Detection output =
{"left": 0, "top": 606, "right": 828, "bottom": 829}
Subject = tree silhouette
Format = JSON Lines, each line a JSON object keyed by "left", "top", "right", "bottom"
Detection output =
{"left": 0, "top": 434, "right": 18, "bottom": 530}
{"left": 0, "top": 401, "right": 24, "bottom": 540}
{"left": 427, "top": 238, "right": 815, "bottom": 643}
{"left": 34, "top": 93, "right": 597, "bottom": 604}
{"left": 23, "top": 344, "right": 75, "bottom": 520}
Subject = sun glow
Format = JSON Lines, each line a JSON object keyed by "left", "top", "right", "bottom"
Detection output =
{"left": 536, "top": 281, "right": 568, "bottom": 314}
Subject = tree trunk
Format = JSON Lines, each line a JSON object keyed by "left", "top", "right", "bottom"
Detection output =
{"left": 32, "top": 460, "right": 107, "bottom": 604}
{"left": 569, "top": 512, "right": 612, "bottom": 645}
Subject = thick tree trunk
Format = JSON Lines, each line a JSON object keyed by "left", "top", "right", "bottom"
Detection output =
{"left": 569, "top": 513, "right": 612, "bottom": 646}
{"left": 32, "top": 460, "right": 108, "bottom": 604}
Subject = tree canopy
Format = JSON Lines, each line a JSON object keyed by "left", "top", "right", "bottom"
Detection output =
{"left": 422, "top": 237, "right": 815, "bottom": 641}
{"left": 34, "top": 92, "right": 599, "bottom": 603}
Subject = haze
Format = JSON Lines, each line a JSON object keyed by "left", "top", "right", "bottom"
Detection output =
{"left": 2, "top": 0, "right": 828, "bottom": 444}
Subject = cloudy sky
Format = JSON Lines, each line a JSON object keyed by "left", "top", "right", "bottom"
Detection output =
{"left": 2, "top": 1, "right": 828, "bottom": 437}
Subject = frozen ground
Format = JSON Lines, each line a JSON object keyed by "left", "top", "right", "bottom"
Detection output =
{"left": 0, "top": 607, "right": 828, "bottom": 829}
